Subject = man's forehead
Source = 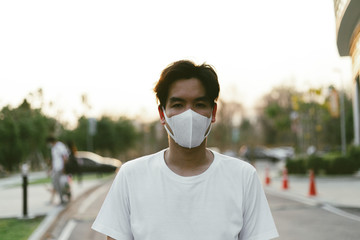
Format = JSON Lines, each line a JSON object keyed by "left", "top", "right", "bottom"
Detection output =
{"left": 168, "top": 78, "right": 205, "bottom": 94}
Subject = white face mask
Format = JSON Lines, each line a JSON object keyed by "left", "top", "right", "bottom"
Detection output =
{"left": 163, "top": 109, "right": 212, "bottom": 149}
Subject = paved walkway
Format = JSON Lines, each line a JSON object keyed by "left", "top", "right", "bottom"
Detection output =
{"left": 0, "top": 172, "right": 110, "bottom": 219}
{"left": 256, "top": 163, "right": 360, "bottom": 209}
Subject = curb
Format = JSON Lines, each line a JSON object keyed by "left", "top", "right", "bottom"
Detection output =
{"left": 265, "top": 187, "right": 321, "bottom": 207}
{"left": 28, "top": 180, "right": 106, "bottom": 240}
{"left": 28, "top": 206, "right": 65, "bottom": 240}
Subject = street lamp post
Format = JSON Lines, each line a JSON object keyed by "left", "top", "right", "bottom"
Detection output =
{"left": 339, "top": 88, "right": 347, "bottom": 155}
{"left": 334, "top": 68, "right": 347, "bottom": 155}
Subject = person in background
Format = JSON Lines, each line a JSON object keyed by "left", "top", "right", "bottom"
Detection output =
{"left": 92, "top": 60, "right": 279, "bottom": 240}
{"left": 66, "top": 141, "right": 82, "bottom": 184}
{"left": 46, "top": 136, "right": 69, "bottom": 205}
{"left": 45, "top": 154, "right": 56, "bottom": 205}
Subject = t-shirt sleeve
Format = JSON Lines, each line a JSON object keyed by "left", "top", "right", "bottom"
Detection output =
{"left": 92, "top": 165, "right": 133, "bottom": 240}
{"left": 239, "top": 170, "right": 279, "bottom": 240}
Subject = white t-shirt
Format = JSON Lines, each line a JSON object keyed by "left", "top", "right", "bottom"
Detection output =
{"left": 51, "top": 141, "right": 69, "bottom": 172}
{"left": 92, "top": 149, "right": 278, "bottom": 240}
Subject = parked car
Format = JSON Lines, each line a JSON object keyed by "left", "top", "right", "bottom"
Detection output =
{"left": 75, "top": 151, "right": 122, "bottom": 173}
{"left": 266, "top": 146, "right": 294, "bottom": 161}
{"left": 239, "top": 145, "right": 294, "bottom": 162}
{"left": 239, "top": 145, "right": 269, "bottom": 161}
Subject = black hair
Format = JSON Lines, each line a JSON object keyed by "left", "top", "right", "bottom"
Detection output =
{"left": 154, "top": 60, "right": 220, "bottom": 108}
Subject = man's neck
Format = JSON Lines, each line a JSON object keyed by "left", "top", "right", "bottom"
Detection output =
{"left": 164, "top": 140, "right": 214, "bottom": 177}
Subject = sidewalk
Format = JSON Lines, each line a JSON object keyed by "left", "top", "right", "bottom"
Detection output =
{"left": 0, "top": 172, "right": 110, "bottom": 219}
{"left": 256, "top": 165, "right": 360, "bottom": 209}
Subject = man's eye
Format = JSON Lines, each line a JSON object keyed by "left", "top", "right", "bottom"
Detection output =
{"left": 195, "top": 103, "right": 207, "bottom": 108}
{"left": 172, "top": 104, "right": 183, "bottom": 108}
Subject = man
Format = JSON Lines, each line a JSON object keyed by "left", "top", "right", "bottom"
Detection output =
{"left": 92, "top": 60, "right": 279, "bottom": 240}
{"left": 46, "top": 136, "right": 69, "bottom": 205}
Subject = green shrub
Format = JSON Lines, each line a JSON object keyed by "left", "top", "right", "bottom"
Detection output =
{"left": 286, "top": 157, "right": 306, "bottom": 174}
{"left": 347, "top": 146, "right": 360, "bottom": 171}
{"left": 327, "top": 155, "right": 357, "bottom": 175}
{"left": 286, "top": 149, "right": 359, "bottom": 175}
{"left": 307, "top": 155, "right": 327, "bottom": 175}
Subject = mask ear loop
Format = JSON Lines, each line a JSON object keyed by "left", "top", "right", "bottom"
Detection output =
{"left": 162, "top": 108, "right": 176, "bottom": 140}
{"left": 203, "top": 115, "right": 213, "bottom": 137}
{"left": 164, "top": 124, "right": 176, "bottom": 139}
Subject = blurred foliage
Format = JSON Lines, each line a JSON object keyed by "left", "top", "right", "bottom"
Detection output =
{"left": 0, "top": 85, "right": 357, "bottom": 174}
{"left": 256, "top": 87, "right": 294, "bottom": 146}
{"left": 208, "top": 100, "right": 243, "bottom": 151}
{"left": 255, "top": 86, "right": 353, "bottom": 153}
{"left": 60, "top": 116, "right": 140, "bottom": 161}
{"left": 0, "top": 90, "right": 141, "bottom": 172}
{"left": 0, "top": 100, "right": 55, "bottom": 172}
{"left": 286, "top": 146, "right": 360, "bottom": 175}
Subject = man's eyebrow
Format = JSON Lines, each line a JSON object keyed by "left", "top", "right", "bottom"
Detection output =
{"left": 168, "top": 97, "right": 185, "bottom": 103}
{"left": 168, "top": 96, "right": 210, "bottom": 103}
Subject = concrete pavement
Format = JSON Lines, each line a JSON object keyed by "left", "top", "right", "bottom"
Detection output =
{"left": 0, "top": 171, "right": 112, "bottom": 240}
{"left": 255, "top": 162, "right": 360, "bottom": 210}
{"left": 0, "top": 171, "right": 111, "bottom": 218}
{"left": 264, "top": 174, "right": 360, "bottom": 209}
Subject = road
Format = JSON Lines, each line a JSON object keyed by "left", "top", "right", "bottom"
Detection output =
{"left": 41, "top": 179, "right": 112, "bottom": 240}
{"left": 45, "top": 179, "right": 360, "bottom": 240}
{"left": 267, "top": 193, "right": 360, "bottom": 239}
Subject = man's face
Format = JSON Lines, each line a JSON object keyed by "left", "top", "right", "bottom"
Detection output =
{"left": 163, "top": 78, "right": 216, "bottom": 119}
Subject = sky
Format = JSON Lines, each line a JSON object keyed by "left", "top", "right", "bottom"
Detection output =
{"left": 0, "top": 0, "right": 353, "bottom": 127}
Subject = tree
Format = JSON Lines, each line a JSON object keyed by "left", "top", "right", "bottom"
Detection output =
{"left": 320, "top": 88, "right": 353, "bottom": 151}
{"left": 208, "top": 100, "right": 244, "bottom": 152}
{"left": 61, "top": 115, "right": 139, "bottom": 160}
{"left": 0, "top": 100, "right": 53, "bottom": 171}
{"left": 256, "top": 86, "right": 295, "bottom": 146}
{"left": 255, "top": 85, "right": 354, "bottom": 154}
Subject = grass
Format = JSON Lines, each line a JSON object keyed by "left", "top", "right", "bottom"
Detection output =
{"left": 0, "top": 216, "right": 44, "bottom": 240}
{"left": 29, "top": 177, "right": 52, "bottom": 185}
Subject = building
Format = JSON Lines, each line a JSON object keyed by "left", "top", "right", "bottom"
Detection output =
{"left": 334, "top": 0, "right": 360, "bottom": 145}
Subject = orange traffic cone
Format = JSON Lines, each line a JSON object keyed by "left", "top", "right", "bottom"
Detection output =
{"left": 282, "top": 168, "right": 289, "bottom": 190}
{"left": 265, "top": 167, "right": 271, "bottom": 186}
{"left": 308, "top": 169, "right": 317, "bottom": 196}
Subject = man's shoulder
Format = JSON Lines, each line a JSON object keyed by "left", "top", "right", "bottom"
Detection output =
{"left": 212, "top": 150, "right": 256, "bottom": 173}
{"left": 120, "top": 149, "right": 164, "bottom": 171}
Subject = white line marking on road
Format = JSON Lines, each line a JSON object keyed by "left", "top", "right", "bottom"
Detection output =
{"left": 58, "top": 219, "right": 77, "bottom": 240}
{"left": 57, "top": 184, "right": 108, "bottom": 239}
{"left": 322, "top": 204, "right": 360, "bottom": 222}
{"left": 78, "top": 185, "right": 108, "bottom": 214}
{"left": 266, "top": 188, "right": 360, "bottom": 222}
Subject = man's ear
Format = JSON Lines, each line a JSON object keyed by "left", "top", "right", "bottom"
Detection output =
{"left": 158, "top": 106, "right": 166, "bottom": 125}
{"left": 211, "top": 103, "right": 217, "bottom": 123}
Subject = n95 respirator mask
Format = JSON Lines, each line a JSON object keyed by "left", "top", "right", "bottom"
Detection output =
{"left": 163, "top": 109, "right": 212, "bottom": 149}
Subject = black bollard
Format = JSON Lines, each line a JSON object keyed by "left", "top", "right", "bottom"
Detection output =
{"left": 22, "top": 174, "right": 28, "bottom": 217}
{"left": 21, "top": 163, "right": 29, "bottom": 218}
